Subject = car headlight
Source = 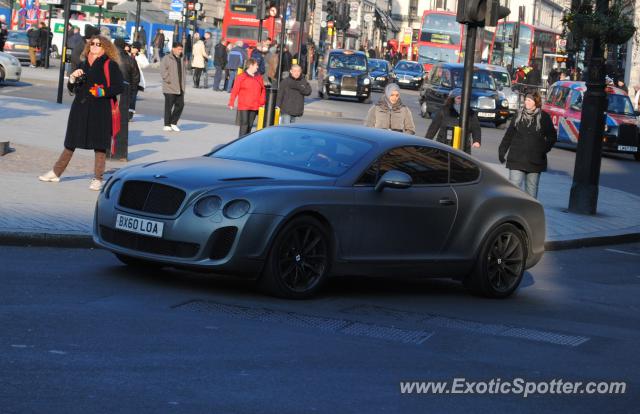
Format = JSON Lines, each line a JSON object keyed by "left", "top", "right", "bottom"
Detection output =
{"left": 376, "top": 76, "right": 387, "bottom": 81}
{"left": 329, "top": 75, "right": 335, "bottom": 82}
{"left": 194, "top": 195, "right": 222, "bottom": 217}
{"left": 223, "top": 199, "right": 250, "bottom": 219}
{"left": 413, "top": 76, "right": 422, "bottom": 81}
{"left": 501, "top": 99, "right": 509, "bottom": 108}
{"left": 363, "top": 77, "right": 370, "bottom": 85}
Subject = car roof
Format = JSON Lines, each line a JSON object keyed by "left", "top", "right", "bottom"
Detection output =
{"left": 550, "top": 81, "right": 628, "bottom": 95}
{"left": 474, "top": 63, "right": 509, "bottom": 73}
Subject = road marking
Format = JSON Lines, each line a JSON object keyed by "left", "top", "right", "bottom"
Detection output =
{"left": 605, "top": 248, "right": 640, "bottom": 257}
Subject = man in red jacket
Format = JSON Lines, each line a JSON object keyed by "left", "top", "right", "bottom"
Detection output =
{"left": 228, "top": 58, "right": 266, "bottom": 137}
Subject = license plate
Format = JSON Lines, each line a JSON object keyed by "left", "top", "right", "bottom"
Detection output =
{"left": 341, "top": 90, "right": 357, "bottom": 96}
{"left": 478, "top": 112, "right": 495, "bottom": 118}
{"left": 115, "top": 214, "right": 164, "bottom": 238}
{"left": 399, "top": 79, "right": 410, "bottom": 83}
{"left": 618, "top": 145, "right": 638, "bottom": 152}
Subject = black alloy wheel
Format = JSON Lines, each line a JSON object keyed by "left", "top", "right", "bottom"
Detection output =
{"left": 466, "top": 223, "right": 526, "bottom": 298}
{"left": 261, "top": 216, "right": 331, "bottom": 299}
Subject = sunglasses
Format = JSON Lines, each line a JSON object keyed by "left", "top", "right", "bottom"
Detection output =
{"left": 90, "top": 41, "right": 102, "bottom": 47}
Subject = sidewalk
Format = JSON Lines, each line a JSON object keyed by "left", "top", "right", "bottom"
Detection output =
{"left": 1, "top": 95, "right": 639, "bottom": 250}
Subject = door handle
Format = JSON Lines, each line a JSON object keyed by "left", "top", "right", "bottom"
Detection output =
{"left": 439, "top": 198, "right": 456, "bottom": 206}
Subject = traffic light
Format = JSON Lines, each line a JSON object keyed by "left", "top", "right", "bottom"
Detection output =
{"left": 456, "top": 0, "right": 510, "bottom": 27}
{"left": 326, "top": 1, "right": 336, "bottom": 22}
{"left": 337, "top": 1, "right": 350, "bottom": 30}
{"left": 257, "top": 0, "right": 267, "bottom": 20}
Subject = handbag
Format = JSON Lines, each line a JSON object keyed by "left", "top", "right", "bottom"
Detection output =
{"left": 104, "top": 59, "right": 121, "bottom": 156}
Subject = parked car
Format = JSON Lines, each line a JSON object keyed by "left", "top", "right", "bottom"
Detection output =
{"left": 476, "top": 63, "right": 519, "bottom": 114}
{"left": 368, "top": 58, "right": 394, "bottom": 91}
{"left": 3, "top": 31, "right": 32, "bottom": 63}
{"left": 0, "top": 51, "right": 22, "bottom": 82}
{"left": 93, "top": 124, "right": 545, "bottom": 299}
{"left": 419, "top": 63, "right": 511, "bottom": 127}
{"left": 393, "top": 60, "right": 426, "bottom": 89}
{"left": 543, "top": 81, "right": 640, "bottom": 161}
{"left": 317, "top": 49, "right": 371, "bottom": 103}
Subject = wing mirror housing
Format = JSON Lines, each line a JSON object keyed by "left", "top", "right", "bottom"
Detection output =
{"left": 375, "top": 170, "right": 413, "bottom": 192}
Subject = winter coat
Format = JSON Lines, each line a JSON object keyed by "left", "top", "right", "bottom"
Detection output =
{"left": 39, "top": 27, "right": 51, "bottom": 49}
{"left": 191, "top": 40, "right": 207, "bottom": 69}
{"left": 153, "top": 33, "right": 165, "bottom": 48}
{"left": 425, "top": 105, "right": 481, "bottom": 151}
{"left": 160, "top": 53, "right": 186, "bottom": 95}
{"left": 498, "top": 109, "right": 557, "bottom": 173}
{"left": 365, "top": 97, "right": 416, "bottom": 135}
{"left": 229, "top": 72, "right": 266, "bottom": 111}
{"left": 281, "top": 50, "right": 292, "bottom": 72}
{"left": 27, "top": 27, "right": 40, "bottom": 47}
{"left": 214, "top": 42, "right": 227, "bottom": 67}
{"left": 204, "top": 38, "right": 214, "bottom": 57}
{"left": 250, "top": 48, "right": 266, "bottom": 75}
{"left": 226, "top": 46, "right": 246, "bottom": 70}
{"left": 64, "top": 55, "right": 124, "bottom": 151}
{"left": 276, "top": 75, "right": 311, "bottom": 117}
{"left": 129, "top": 55, "right": 141, "bottom": 91}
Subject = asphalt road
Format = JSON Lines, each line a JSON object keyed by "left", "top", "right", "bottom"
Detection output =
{"left": 2, "top": 67, "right": 640, "bottom": 196}
{"left": 1, "top": 243, "right": 639, "bottom": 413}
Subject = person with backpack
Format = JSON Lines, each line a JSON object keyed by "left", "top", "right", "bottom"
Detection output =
{"left": 226, "top": 40, "right": 247, "bottom": 92}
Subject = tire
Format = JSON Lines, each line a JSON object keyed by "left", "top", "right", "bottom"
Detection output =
{"left": 115, "top": 253, "right": 164, "bottom": 270}
{"left": 260, "top": 216, "right": 332, "bottom": 299}
{"left": 322, "top": 84, "right": 330, "bottom": 100}
{"left": 465, "top": 223, "right": 527, "bottom": 298}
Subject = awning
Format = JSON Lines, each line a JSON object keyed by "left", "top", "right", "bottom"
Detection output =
{"left": 374, "top": 6, "right": 399, "bottom": 33}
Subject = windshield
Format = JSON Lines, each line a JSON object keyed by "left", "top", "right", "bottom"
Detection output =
{"left": 8, "top": 31, "right": 27, "bottom": 42}
{"left": 491, "top": 71, "right": 511, "bottom": 87}
{"left": 368, "top": 60, "right": 388, "bottom": 72}
{"left": 418, "top": 45, "right": 458, "bottom": 64}
{"left": 607, "top": 94, "right": 635, "bottom": 116}
{"left": 452, "top": 69, "right": 497, "bottom": 90}
{"left": 329, "top": 54, "right": 367, "bottom": 71}
{"left": 212, "top": 128, "right": 374, "bottom": 177}
{"left": 395, "top": 61, "right": 421, "bottom": 72}
{"left": 420, "top": 13, "right": 460, "bottom": 45}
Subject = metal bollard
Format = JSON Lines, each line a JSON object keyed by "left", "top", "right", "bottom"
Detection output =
{"left": 274, "top": 107, "right": 281, "bottom": 125}
{"left": 452, "top": 126, "right": 462, "bottom": 150}
{"left": 257, "top": 106, "right": 265, "bottom": 130}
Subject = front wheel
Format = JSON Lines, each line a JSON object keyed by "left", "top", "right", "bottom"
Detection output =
{"left": 465, "top": 223, "right": 527, "bottom": 298}
{"left": 321, "top": 84, "right": 330, "bottom": 100}
{"left": 260, "top": 216, "right": 332, "bottom": 299}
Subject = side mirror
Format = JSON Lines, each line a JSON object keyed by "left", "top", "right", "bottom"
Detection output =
{"left": 375, "top": 170, "right": 412, "bottom": 192}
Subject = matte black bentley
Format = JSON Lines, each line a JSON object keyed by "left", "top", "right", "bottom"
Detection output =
{"left": 94, "top": 125, "right": 545, "bottom": 299}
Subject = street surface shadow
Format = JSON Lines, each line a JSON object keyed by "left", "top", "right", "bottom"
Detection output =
{"left": 128, "top": 131, "right": 168, "bottom": 146}
{"left": 0, "top": 81, "right": 33, "bottom": 88}
{"left": 127, "top": 149, "right": 158, "bottom": 161}
{"left": 176, "top": 123, "right": 207, "bottom": 131}
{"left": 0, "top": 107, "right": 46, "bottom": 120}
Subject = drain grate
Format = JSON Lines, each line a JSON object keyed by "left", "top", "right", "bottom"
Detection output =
{"left": 341, "top": 305, "right": 590, "bottom": 347}
{"left": 174, "top": 300, "right": 433, "bottom": 345}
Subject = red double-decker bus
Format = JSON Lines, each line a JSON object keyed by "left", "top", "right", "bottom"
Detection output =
{"left": 416, "top": 10, "right": 463, "bottom": 72}
{"left": 222, "top": 0, "right": 278, "bottom": 47}
{"left": 489, "top": 21, "right": 560, "bottom": 71}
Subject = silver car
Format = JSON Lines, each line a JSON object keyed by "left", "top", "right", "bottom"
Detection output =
{"left": 0, "top": 51, "right": 22, "bottom": 83}
{"left": 477, "top": 63, "right": 519, "bottom": 114}
{"left": 93, "top": 125, "right": 545, "bottom": 299}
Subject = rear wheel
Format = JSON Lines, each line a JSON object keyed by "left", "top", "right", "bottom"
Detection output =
{"left": 465, "top": 224, "right": 527, "bottom": 298}
{"left": 322, "top": 84, "right": 330, "bottom": 100}
{"left": 260, "top": 216, "right": 331, "bottom": 299}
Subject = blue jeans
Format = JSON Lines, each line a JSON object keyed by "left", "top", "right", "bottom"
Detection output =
{"left": 279, "top": 113, "right": 296, "bottom": 124}
{"left": 509, "top": 170, "right": 541, "bottom": 199}
{"left": 226, "top": 69, "right": 238, "bottom": 92}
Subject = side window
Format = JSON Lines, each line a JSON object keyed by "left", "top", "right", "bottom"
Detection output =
{"left": 569, "top": 91, "right": 583, "bottom": 111}
{"left": 441, "top": 69, "right": 452, "bottom": 88}
{"left": 430, "top": 66, "right": 442, "bottom": 85}
{"left": 546, "top": 86, "right": 558, "bottom": 105}
{"left": 450, "top": 154, "right": 480, "bottom": 183}
{"left": 554, "top": 87, "right": 570, "bottom": 107}
{"left": 355, "top": 161, "right": 378, "bottom": 186}
{"left": 378, "top": 146, "right": 449, "bottom": 185}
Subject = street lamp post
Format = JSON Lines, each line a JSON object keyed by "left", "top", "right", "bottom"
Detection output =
{"left": 568, "top": 0, "right": 609, "bottom": 215}
{"left": 134, "top": 0, "right": 142, "bottom": 40}
{"left": 96, "top": 0, "right": 104, "bottom": 29}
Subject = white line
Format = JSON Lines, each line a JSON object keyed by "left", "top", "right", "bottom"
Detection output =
{"left": 605, "top": 248, "right": 640, "bottom": 257}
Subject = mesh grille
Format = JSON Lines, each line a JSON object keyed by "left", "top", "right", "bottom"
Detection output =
{"left": 100, "top": 226, "right": 199, "bottom": 258}
{"left": 119, "top": 180, "right": 186, "bottom": 216}
{"left": 208, "top": 226, "right": 238, "bottom": 260}
{"left": 341, "top": 76, "right": 357, "bottom": 91}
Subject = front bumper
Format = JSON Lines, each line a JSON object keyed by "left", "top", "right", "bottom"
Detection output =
{"left": 602, "top": 132, "right": 639, "bottom": 154}
{"left": 474, "top": 107, "right": 511, "bottom": 123}
{"left": 326, "top": 82, "right": 370, "bottom": 98}
{"left": 397, "top": 79, "right": 421, "bottom": 88}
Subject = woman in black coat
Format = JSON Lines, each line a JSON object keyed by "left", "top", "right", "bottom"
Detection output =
{"left": 39, "top": 35, "right": 123, "bottom": 191}
{"left": 498, "top": 91, "right": 557, "bottom": 199}
{"left": 425, "top": 90, "right": 481, "bottom": 154}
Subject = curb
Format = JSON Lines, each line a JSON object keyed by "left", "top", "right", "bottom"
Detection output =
{"left": 1, "top": 230, "right": 639, "bottom": 251}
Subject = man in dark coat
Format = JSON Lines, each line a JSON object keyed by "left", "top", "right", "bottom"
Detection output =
{"left": 212, "top": 38, "right": 227, "bottom": 91}
{"left": 0, "top": 16, "right": 8, "bottom": 52}
{"left": 226, "top": 40, "right": 246, "bottom": 92}
{"left": 68, "top": 26, "right": 88, "bottom": 72}
{"left": 276, "top": 64, "right": 311, "bottom": 124}
{"left": 281, "top": 45, "right": 292, "bottom": 75}
{"left": 426, "top": 90, "right": 481, "bottom": 154}
{"left": 38, "top": 22, "right": 52, "bottom": 67}
{"left": 27, "top": 25, "right": 40, "bottom": 67}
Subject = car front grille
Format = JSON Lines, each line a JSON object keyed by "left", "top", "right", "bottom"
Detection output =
{"left": 118, "top": 180, "right": 186, "bottom": 216}
{"left": 208, "top": 226, "right": 238, "bottom": 260}
{"left": 477, "top": 96, "right": 496, "bottom": 110}
{"left": 341, "top": 76, "right": 357, "bottom": 91}
{"left": 617, "top": 124, "right": 639, "bottom": 145}
{"left": 100, "top": 226, "right": 200, "bottom": 258}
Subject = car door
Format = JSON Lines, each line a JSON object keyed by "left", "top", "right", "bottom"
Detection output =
{"left": 425, "top": 65, "right": 443, "bottom": 113}
{"left": 347, "top": 146, "right": 457, "bottom": 261}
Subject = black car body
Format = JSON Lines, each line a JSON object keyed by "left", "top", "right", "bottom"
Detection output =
{"left": 3, "top": 31, "right": 32, "bottom": 63}
{"left": 394, "top": 60, "right": 426, "bottom": 89}
{"left": 420, "top": 63, "right": 511, "bottom": 126}
{"left": 368, "top": 58, "right": 394, "bottom": 91}
{"left": 93, "top": 125, "right": 545, "bottom": 299}
{"left": 317, "top": 49, "right": 371, "bottom": 102}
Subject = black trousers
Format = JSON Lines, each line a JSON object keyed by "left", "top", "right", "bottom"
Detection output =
{"left": 193, "top": 67, "right": 203, "bottom": 87}
{"left": 164, "top": 93, "right": 184, "bottom": 126}
{"left": 238, "top": 110, "right": 258, "bottom": 137}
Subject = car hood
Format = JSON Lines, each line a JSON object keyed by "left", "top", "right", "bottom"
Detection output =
{"left": 117, "top": 156, "right": 335, "bottom": 192}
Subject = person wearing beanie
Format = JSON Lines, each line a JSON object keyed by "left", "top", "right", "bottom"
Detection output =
{"left": 498, "top": 91, "right": 557, "bottom": 199}
{"left": 425, "top": 89, "right": 481, "bottom": 153}
{"left": 364, "top": 83, "right": 415, "bottom": 135}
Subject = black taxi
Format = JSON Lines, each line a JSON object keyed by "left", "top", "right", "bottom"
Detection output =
{"left": 317, "top": 49, "right": 371, "bottom": 103}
